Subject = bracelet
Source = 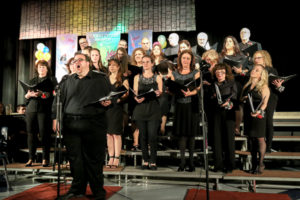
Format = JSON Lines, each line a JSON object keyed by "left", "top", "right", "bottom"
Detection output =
{"left": 276, "top": 85, "right": 285, "bottom": 93}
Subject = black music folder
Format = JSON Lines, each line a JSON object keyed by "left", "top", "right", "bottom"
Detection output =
{"left": 19, "top": 79, "right": 47, "bottom": 92}
{"left": 130, "top": 88, "right": 157, "bottom": 100}
{"left": 165, "top": 77, "right": 201, "bottom": 95}
{"left": 268, "top": 73, "right": 297, "bottom": 83}
{"left": 242, "top": 43, "right": 258, "bottom": 57}
{"left": 223, "top": 57, "right": 244, "bottom": 68}
{"left": 85, "top": 88, "right": 128, "bottom": 107}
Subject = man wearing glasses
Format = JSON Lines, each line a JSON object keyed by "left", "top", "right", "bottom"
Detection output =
{"left": 79, "top": 37, "right": 89, "bottom": 51}
{"left": 53, "top": 52, "right": 111, "bottom": 200}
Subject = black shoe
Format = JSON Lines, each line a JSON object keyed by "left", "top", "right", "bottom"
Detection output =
{"left": 212, "top": 167, "right": 223, "bottom": 173}
{"left": 150, "top": 164, "right": 157, "bottom": 170}
{"left": 141, "top": 164, "right": 149, "bottom": 170}
{"left": 42, "top": 160, "right": 49, "bottom": 167}
{"left": 131, "top": 145, "right": 140, "bottom": 151}
{"left": 185, "top": 165, "right": 195, "bottom": 172}
{"left": 25, "top": 160, "right": 33, "bottom": 167}
{"left": 58, "top": 192, "right": 84, "bottom": 200}
{"left": 177, "top": 166, "right": 185, "bottom": 172}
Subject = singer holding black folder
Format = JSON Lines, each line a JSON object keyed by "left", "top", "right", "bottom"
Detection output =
{"left": 106, "top": 58, "right": 129, "bottom": 168}
{"left": 220, "top": 36, "right": 247, "bottom": 136}
{"left": 52, "top": 53, "right": 111, "bottom": 200}
{"left": 253, "top": 50, "right": 284, "bottom": 153}
{"left": 211, "top": 63, "right": 237, "bottom": 173}
{"left": 241, "top": 64, "right": 270, "bottom": 174}
{"left": 132, "top": 55, "right": 162, "bottom": 170}
{"left": 168, "top": 50, "right": 200, "bottom": 172}
{"left": 24, "top": 60, "right": 57, "bottom": 167}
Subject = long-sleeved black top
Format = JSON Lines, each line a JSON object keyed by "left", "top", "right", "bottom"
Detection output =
{"left": 25, "top": 76, "right": 57, "bottom": 113}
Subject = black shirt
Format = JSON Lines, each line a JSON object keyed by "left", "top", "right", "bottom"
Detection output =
{"left": 55, "top": 70, "right": 112, "bottom": 116}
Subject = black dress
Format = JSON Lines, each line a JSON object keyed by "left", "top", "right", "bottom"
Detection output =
{"left": 106, "top": 78, "right": 127, "bottom": 135}
{"left": 172, "top": 70, "right": 199, "bottom": 137}
{"left": 243, "top": 85, "right": 266, "bottom": 138}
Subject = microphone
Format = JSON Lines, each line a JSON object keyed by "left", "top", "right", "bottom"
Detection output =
{"left": 55, "top": 75, "right": 69, "bottom": 91}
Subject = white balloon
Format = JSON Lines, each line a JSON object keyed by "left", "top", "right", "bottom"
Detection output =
{"left": 37, "top": 43, "right": 45, "bottom": 51}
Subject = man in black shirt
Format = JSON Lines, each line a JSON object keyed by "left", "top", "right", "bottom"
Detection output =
{"left": 53, "top": 52, "right": 111, "bottom": 200}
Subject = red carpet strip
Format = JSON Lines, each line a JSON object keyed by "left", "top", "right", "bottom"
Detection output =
{"left": 185, "top": 189, "right": 291, "bottom": 200}
{"left": 4, "top": 183, "right": 122, "bottom": 200}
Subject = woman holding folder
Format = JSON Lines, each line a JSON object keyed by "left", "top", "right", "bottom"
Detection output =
{"left": 106, "top": 58, "right": 129, "bottom": 168}
{"left": 253, "top": 50, "right": 284, "bottom": 153}
{"left": 132, "top": 55, "right": 162, "bottom": 170}
{"left": 24, "top": 60, "right": 57, "bottom": 167}
{"left": 211, "top": 63, "right": 237, "bottom": 172}
{"left": 241, "top": 64, "right": 270, "bottom": 174}
{"left": 168, "top": 50, "right": 200, "bottom": 172}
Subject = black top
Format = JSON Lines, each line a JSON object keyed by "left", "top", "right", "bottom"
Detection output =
{"left": 54, "top": 70, "right": 112, "bottom": 116}
{"left": 265, "top": 66, "right": 280, "bottom": 100}
{"left": 213, "top": 80, "right": 238, "bottom": 107}
{"left": 26, "top": 76, "right": 57, "bottom": 113}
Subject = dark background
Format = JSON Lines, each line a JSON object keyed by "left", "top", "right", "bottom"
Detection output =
{"left": 1, "top": 1, "right": 299, "bottom": 111}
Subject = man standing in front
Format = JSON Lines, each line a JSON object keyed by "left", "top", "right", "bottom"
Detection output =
{"left": 53, "top": 52, "right": 111, "bottom": 200}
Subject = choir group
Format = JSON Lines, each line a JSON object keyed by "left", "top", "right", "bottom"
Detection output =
{"left": 22, "top": 27, "right": 286, "bottom": 177}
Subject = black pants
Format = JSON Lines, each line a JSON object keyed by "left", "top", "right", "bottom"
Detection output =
{"left": 213, "top": 109, "right": 235, "bottom": 170}
{"left": 63, "top": 115, "right": 106, "bottom": 199}
{"left": 265, "top": 97, "right": 277, "bottom": 150}
{"left": 178, "top": 136, "right": 195, "bottom": 167}
{"left": 136, "top": 120, "right": 160, "bottom": 164}
{"left": 26, "top": 112, "right": 51, "bottom": 161}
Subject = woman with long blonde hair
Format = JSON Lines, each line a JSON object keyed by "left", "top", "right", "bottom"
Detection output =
{"left": 241, "top": 64, "right": 270, "bottom": 174}
{"left": 253, "top": 50, "right": 284, "bottom": 153}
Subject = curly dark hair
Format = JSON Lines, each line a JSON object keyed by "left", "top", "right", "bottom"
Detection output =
{"left": 212, "top": 63, "right": 234, "bottom": 81}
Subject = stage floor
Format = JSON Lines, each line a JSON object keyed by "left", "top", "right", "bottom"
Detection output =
{"left": 1, "top": 163, "right": 300, "bottom": 200}
{"left": 1, "top": 173, "right": 300, "bottom": 200}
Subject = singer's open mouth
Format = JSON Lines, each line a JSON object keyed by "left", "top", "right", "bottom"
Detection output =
{"left": 77, "top": 65, "right": 80, "bottom": 68}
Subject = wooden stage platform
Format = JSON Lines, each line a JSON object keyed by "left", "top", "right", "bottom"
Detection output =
{"left": 1, "top": 163, "right": 300, "bottom": 192}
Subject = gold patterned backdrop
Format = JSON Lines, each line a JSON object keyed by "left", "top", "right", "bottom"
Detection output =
{"left": 19, "top": 0, "right": 196, "bottom": 40}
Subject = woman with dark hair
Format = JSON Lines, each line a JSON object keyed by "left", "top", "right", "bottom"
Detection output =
{"left": 241, "top": 64, "right": 270, "bottom": 174}
{"left": 24, "top": 60, "right": 57, "bottom": 167}
{"left": 116, "top": 47, "right": 129, "bottom": 77}
{"left": 151, "top": 42, "right": 165, "bottom": 66}
{"left": 169, "top": 49, "right": 200, "bottom": 172}
{"left": 106, "top": 58, "right": 129, "bottom": 168}
{"left": 91, "top": 48, "right": 107, "bottom": 73}
{"left": 133, "top": 55, "right": 162, "bottom": 170}
{"left": 220, "top": 36, "right": 247, "bottom": 135}
{"left": 211, "top": 63, "right": 237, "bottom": 172}
{"left": 65, "top": 57, "right": 76, "bottom": 75}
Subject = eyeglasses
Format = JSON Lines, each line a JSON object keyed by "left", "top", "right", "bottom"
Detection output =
{"left": 254, "top": 57, "right": 263, "bottom": 60}
{"left": 72, "top": 58, "right": 86, "bottom": 64}
{"left": 215, "top": 71, "right": 226, "bottom": 75}
{"left": 79, "top": 41, "right": 87, "bottom": 45}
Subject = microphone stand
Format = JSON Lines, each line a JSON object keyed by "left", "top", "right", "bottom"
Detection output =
{"left": 199, "top": 70, "right": 209, "bottom": 200}
{"left": 54, "top": 85, "right": 63, "bottom": 199}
